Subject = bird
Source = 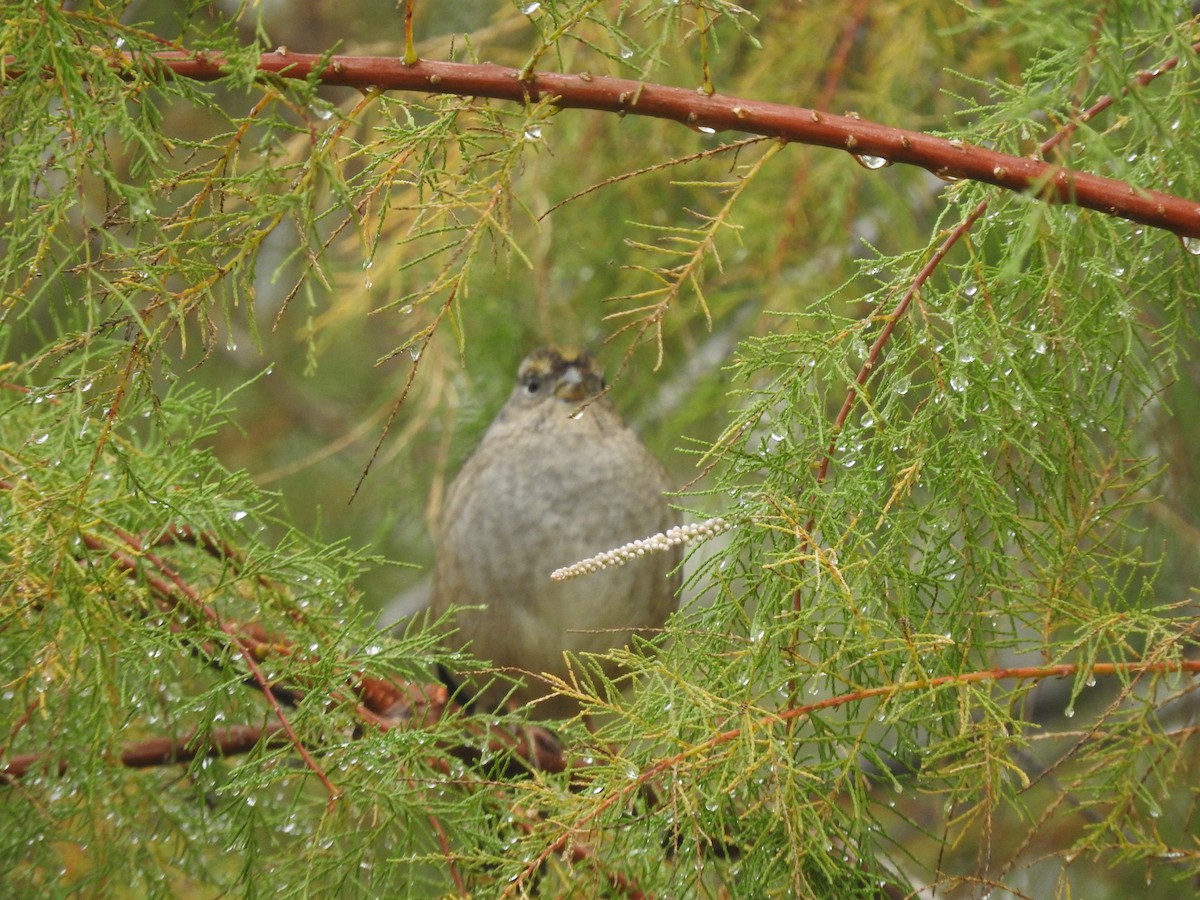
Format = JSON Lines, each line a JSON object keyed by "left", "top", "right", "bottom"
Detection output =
{"left": 430, "top": 346, "right": 681, "bottom": 718}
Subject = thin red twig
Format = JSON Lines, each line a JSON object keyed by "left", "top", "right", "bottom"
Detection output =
{"left": 774, "top": 0, "right": 872, "bottom": 270}
{"left": 799, "top": 36, "right": 1200, "bottom": 612}
{"left": 75, "top": 525, "right": 341, "bottom": 797}
{"left": 503, "top": 658, "right": 1200, "bottom": 895}
{"left": 0, "top": 475, "right": 569, "bottom": 783}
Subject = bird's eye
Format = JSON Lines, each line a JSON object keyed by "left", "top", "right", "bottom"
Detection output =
{"left": 525, "top": 377, "right": 541, "bottom": 394}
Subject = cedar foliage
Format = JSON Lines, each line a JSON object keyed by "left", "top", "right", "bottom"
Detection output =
{"left": 2, "top": 2, "right": 1199, "bottom": 896}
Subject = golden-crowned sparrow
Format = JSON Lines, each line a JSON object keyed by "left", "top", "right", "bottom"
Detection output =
{"left": 431, "top": 347, "right": 681, "bottom": 717}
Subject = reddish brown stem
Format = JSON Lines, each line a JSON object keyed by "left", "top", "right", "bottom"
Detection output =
{"left": 774, "top": 0, "right": 872, "bottom": 270}
{"left": 5, "top": 49, "right": 1194, "bottom": 238}
{"left": 2, "top": 723, "right": 290, "bottom": 781}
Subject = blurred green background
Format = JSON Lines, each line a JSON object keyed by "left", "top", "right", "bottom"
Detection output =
{"left": 98, "top": 0, "right": 1000, "bottom": 616}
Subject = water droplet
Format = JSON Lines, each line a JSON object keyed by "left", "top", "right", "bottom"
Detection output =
{"left": 521, "top": 1, "right": 540, "bottom": 13}
{"left": 524, "top": 125, "right": 542, "bottom": 141}
{"left": 1183, "top": 236, "right": 1200, "bottom": 255}
{"left": 950, "top": 373, "right": 968, "bottom": 392}
{"left": 1064, "top": 705, "right": 1075, "bottom": 718}
{"left": 852, "top": 154, "right": 891, "bottom": 170}
{"left": 892, "top": 374, "right": 911, "bottom": 396}
{"left": 230, "top": 510, "right": 248, "bottom": 522}
{"left": 619, "top": 45, "right": 633, "bottom": 60}
{"left": 32, "top": 433, "right": 49, "bottom": 445}
{"left": 696, "top": 125, "right": 716, "bottom": 134}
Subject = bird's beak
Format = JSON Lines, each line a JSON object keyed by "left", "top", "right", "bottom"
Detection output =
{"left": 554, "top": 364, "right": 589, "bottom": 402}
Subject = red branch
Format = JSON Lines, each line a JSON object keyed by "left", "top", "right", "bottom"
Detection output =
{"left": 2, "top": 724, "right": 290, "bottom": 781}
{"left": 15, "top": 48, "right": 1196, "bottom": 238}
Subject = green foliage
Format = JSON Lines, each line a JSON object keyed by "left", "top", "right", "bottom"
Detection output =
{"left": 2, "top": 1, "right": 1199, "bottom": 896}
